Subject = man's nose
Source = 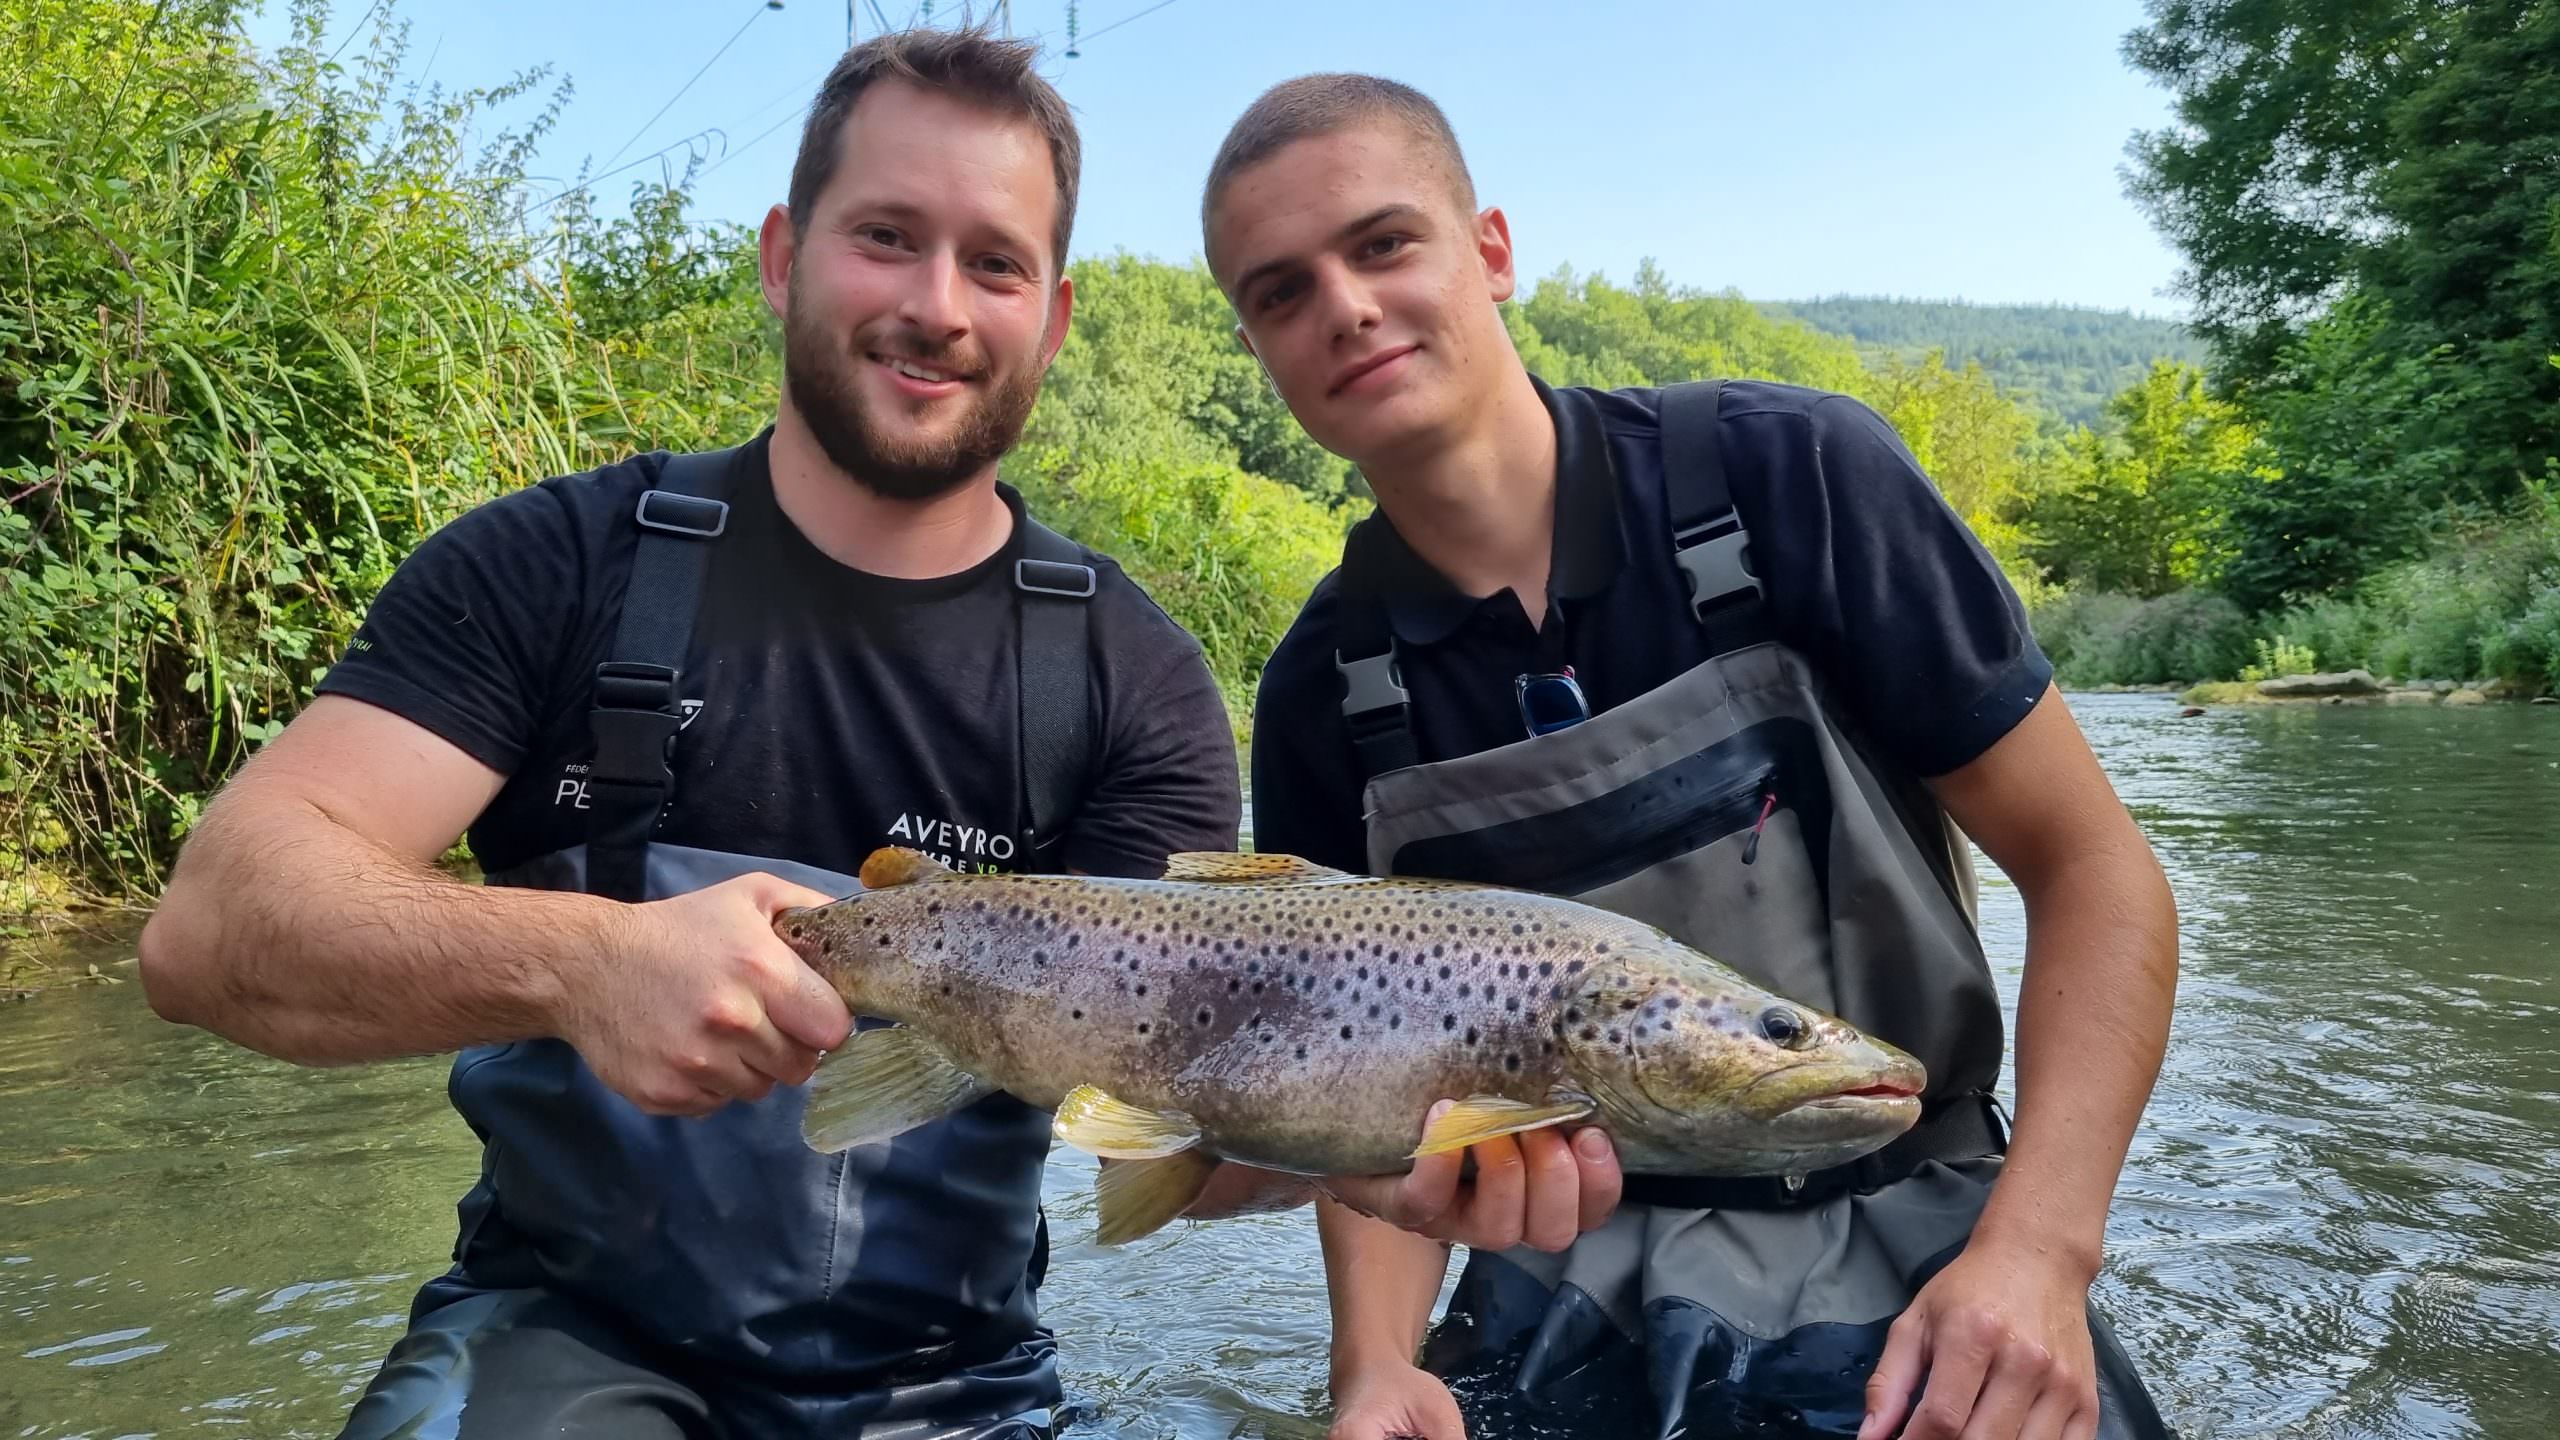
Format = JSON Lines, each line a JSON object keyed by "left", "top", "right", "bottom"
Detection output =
{"left": 1317, "top": 266, "right": 1383, "bottom": 346}
{"left": 897, "top": 249, "right": 971, "bottom": 341}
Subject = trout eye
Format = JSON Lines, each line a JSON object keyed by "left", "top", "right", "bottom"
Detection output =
{"left": 1759, "top": 1007, "right": 1811, "bottom": 1049}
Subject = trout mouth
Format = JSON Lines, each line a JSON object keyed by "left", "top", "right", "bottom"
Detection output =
{"left": 1825, "top": 1080, "right": 1923, "bottom": 1102}
{"left": 1741, "top": 1059, "right": 1925, "bottom": 1118}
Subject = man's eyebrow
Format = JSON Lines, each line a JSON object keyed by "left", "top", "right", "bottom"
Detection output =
{"left": 1232, "top": 204, "right": 1426, "bottom": 298}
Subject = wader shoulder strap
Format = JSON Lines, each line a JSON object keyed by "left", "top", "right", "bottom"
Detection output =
{"left": 1332, "top": 524, "right": 1419, "bottom": 783}
{"left": 1015, "top": 519, "right": 1097, "bottom": 872}
{"left": 584, "top": 447, "right": 739, "bottom": 903}
{"left": 1658, "top": 379, "right": 1773, "bottom": 657}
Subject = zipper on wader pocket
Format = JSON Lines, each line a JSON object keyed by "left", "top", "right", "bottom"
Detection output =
{"left": 1472, "top": 762, "right": 1779, "bottom": 896}
{"left": 1740, "top": 789, "right": 1779, "bottom": 865}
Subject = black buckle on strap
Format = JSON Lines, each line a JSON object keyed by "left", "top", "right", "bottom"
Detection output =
{"left": 635, "top": 489, "right": 729, "bottom": 539}
{"left": 1015, "top": 557, "right": 1097, "bottom": 598}
{"left": 1672, "top": 508, "right": 1761, "bottom": 621}
{"left": 590, "top": 661, "right": 683, "bottom": 787}
{"left": 1334, "top": 648, "right": 1409, "bottom": 726}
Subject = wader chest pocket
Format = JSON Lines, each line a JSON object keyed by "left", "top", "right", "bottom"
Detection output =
{"left": 1390, "top": 718, "right": 1829, "bottom": 901}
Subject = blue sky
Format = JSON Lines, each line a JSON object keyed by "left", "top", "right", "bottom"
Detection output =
{"left": 246, "top": 0, "right": 2190, "bottom": 316}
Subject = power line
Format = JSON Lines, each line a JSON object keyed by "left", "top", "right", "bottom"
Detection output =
{"left": 523, "top": 51, "right": 833, "bottom": 219}
{"left": 701, "top": 104, "right": 808, "bottom": 180}
{"left": 1075, "top": 0, "right": 1182, "bottom": 47}
{"left": 523, "top": 128, "right": 728, "bottom": 216}
{"left": 600, "top": 0, "right": 775, "bottom": 172}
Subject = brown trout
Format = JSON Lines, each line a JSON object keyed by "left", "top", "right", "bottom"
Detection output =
{"left": 778, "top": 847, "right": 1925, "bottom": 1243}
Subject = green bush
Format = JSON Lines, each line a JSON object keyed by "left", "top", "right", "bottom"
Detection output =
{"left": 0, "top": 0, "right": 688, "bottom": 900}
{"left": 2238, "top": 636, "right": 2318, "bottom": 683}
{"left": 2032, "top": 588, "right": 2255, "bottom": 686}
{"left": 2502, "top": 576, "right": 2560, "bottom": 685}
{"left": 2257, "top": 486, "right": 2560, "bottom": 683}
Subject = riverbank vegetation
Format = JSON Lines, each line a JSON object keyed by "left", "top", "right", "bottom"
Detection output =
{"left": 5, "top": 0, "right": 2553, "bottom": 914}
{"left": 2032, "top": 0, "right": 2560, "bottom": 691}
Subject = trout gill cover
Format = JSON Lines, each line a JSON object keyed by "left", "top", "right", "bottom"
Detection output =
{"left": 778, "top": 848, "right": 1925, "bottom": 1243}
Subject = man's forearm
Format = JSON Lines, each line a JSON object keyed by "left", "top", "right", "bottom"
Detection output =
{"left": 1974, "top": 839, "right": 2178, "bottom": 1274}
{"left": 139, "top": 793, "right": 618, "bottom": 1066}
{"left": 1319, "top": 1195, "right": 1453, "bottom": 1387}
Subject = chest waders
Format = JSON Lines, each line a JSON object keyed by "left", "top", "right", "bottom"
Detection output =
{"left": 339, "top": 443, "right": 1100, "bottom": 1440}
{"left": 1332, "top": 384, "right": 2172, "bottom": 1440}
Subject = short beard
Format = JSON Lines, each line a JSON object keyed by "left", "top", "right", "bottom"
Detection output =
{"left": 783, "top": 281, "right": 1046, "bottom": 503}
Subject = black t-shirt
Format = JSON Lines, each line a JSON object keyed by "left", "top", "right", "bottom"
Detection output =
{"left": 1250, "top": 376, "right": 2052, "bottom": 872}
{"left": 319, "top": 433, "right": 1242, "bottom": 883}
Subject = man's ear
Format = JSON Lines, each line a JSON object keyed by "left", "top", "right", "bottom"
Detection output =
{"left": 1232, "top": 324, "right": 1282, "bottom": 398}
{"left": 1038, "top": 274, "right": 1076, "bottom": 371}
{"left": 1476, "top": 205, "right": 1518, "bottom": 305}
{"left": 759, "top": 204, "right": 796, "bottom": 320}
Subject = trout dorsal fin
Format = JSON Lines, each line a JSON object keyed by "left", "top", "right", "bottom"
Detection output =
{"left": 1160, "top": 852, "right": 1352, "bottom": 884}
{"left": 860, "top": 847, "right": 955, "bottom": 889}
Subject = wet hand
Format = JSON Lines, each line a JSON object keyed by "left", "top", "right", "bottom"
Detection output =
{"left": 1858, "top": 1239, "right": 2100, "bottom": 1440}
{"left": 1328, "top": 1359, "right": 1465, "bottom": 1440}
{"left": 560, "top": 873, "right": 854, "bottom": 1117}
{"left": 1319, "top": 1102, "right": 1620, "bottom": 1253}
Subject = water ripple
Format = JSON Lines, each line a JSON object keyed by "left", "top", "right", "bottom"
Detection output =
{"left": 0, "top": 696, "right": 2552, "bottom": 1437}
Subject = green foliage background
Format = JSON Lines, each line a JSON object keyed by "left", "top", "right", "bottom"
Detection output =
{"left": 0, "top": 0, "right": 2067, "bottom": 910}
{"left": 8, "top": 0, "right": 2555, "bottom": 914}
{"left": 1767, "top": 297, "right": 2208, "bottom": 428}
{"left": 2027, "top": 0, "right": 2560, "bottom": 691}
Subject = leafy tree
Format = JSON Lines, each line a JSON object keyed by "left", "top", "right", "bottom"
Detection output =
{"left": 1857, "top": 350, "right": 2049, "bottom": 569}
{"left": 2213, "top": 297, "right": 2473, "bottom": 612}
{"left": 2360, "top": 0, "right": 2560, "bottom": 493}
{"left": 1024, "top": 256, "right": 1351, "bottom": 501}
{"left": 2121, "top": 0, "right": 2438, "bottom": 387}
{"left": 1510, "top": 263, "right": 1871, "bottom": 396}
{"left": 2019, "top": 362, "right": 2256, "bottom": 598}
{"left": 2122, "top": 0, "right": 2559, "bottom": 639}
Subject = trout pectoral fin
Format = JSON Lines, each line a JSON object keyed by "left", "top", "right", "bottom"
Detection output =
{"left": 1092, "top": 1150, "right": 1221, "bottom": 1246}
{"left": 801, "top": 1025, "right": 992, "bottom": 1153}
{"left": 1052, "top": 1084, "right": 1202, "bottom": 1159}
{"left": 1159, "top": 852, "right": 1352, "bottom": 884}
{"left": 1410, "top": 1096, "right": 1597, "bottom": 1158}
{"left": 859, "top": 847, "right": 956, "bottom": 889}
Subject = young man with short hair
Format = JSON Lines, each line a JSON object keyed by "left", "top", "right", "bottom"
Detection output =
{"left": 1207, "top": 74, "right": 2180, "bottom": 1440}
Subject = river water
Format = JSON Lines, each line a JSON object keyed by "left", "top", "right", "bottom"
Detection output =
{"left": 3, "top": 693, "right": 2556, "bottom": 1438}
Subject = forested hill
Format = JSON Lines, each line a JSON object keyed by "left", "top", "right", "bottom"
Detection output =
{"left": 1761, "top": 297, "right": 2205, "bottom": 426}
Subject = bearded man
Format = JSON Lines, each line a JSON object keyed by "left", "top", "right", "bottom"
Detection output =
{"left": 142, "top": 30, "right": 1250, "bottom": 1440}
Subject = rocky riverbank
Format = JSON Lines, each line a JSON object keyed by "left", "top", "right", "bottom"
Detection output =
{"left": 2177, "top": 670, "right": 2558, "bottom": 707}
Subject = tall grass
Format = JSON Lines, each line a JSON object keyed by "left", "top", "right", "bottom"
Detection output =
{"left": 0, "top": 0, "right": 1344, "bottom": 910}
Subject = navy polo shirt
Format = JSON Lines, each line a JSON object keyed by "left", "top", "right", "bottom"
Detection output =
{"left": 1249, "top": 376, "right": 2052, "bottom": 873}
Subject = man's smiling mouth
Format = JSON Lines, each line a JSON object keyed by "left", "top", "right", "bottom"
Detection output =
{"left": 873, "top": 353, "right": 968, "bottom": 384}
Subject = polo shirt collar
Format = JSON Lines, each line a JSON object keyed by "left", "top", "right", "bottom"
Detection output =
{"left": 1340, "top": 375, "right": 1626, "bottom": 647}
